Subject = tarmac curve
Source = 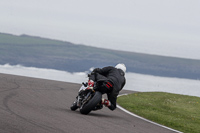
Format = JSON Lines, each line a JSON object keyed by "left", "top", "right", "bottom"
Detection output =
{"left": 0, "top": 73, "right": 179, "bottom": 133}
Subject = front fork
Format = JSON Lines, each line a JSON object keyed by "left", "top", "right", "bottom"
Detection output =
{"left": 76, "top": 81, "right": 95, "bottom": 107}
{"left": 77, "top": 90, "right": 93, "bottom": 107}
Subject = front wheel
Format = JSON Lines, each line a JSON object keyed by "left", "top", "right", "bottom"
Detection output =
{"left": 80, "top": 91, "right": 102, "bottom": 115}
{"left": 70, "top": 100, "right": 78, "bottom": 111}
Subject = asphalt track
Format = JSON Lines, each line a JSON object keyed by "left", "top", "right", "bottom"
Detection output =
{"left": 0, "top": 73, "right": 178, "bottom": 133}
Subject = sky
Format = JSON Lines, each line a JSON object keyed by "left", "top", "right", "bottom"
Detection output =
{"left": 0, "top": 0, "right": 200, "bottom": 59}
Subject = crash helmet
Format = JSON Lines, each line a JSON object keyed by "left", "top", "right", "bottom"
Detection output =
{"left": 115, "top": 63, "right": 126, "bottom": 73}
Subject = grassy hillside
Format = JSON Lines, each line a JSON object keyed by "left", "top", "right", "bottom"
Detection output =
{"left": 1, "top": 32, "right": 200, "bottom": 79}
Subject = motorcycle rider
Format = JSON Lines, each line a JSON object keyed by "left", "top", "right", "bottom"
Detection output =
{"left": 87, "top": 63, "right": 126, "bottom": 111}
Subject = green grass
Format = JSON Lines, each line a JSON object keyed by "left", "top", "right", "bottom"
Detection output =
{"left": 117, "top": 92, "right": 200, "bottom": 133}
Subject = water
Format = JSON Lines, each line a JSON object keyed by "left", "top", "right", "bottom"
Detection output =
{"left": 1, "top": 64, "right": 200, "bottom": 97}
{"left": 126, "top": 73, "right": 200, "bottom": 97}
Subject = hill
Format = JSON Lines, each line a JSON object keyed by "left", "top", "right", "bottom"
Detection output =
{"left": 1, "top": 32, "right": 200, "bottom": 79}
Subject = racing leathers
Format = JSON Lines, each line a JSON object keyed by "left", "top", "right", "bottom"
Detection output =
{"left": 89, "top": 66, "right": 126, "bottom": 111}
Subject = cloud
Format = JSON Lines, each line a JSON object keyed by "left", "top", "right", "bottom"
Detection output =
{"left": 0, "top": 0, "right": 200, "bottom": 59}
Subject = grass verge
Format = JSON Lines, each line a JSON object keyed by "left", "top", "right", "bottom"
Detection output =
{"left": 117, "top": 92, "right": 200, "bottom": 133}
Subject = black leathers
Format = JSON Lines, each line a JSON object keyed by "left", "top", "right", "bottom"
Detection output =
{"left": 89, "top": 66, "right": 126, "bottom": 110}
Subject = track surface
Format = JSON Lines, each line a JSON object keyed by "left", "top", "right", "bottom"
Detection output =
{"left": 0, "top": 73, "right": 177, "bottom": 133}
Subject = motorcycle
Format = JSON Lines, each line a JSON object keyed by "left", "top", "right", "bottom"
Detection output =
{"left": 70, "top": 81, "right": 103, "bottom": 115}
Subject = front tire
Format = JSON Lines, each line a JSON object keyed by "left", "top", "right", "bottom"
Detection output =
{"left": 80, "top": 91, "right": 102, "bottom": 115}
{"left": 70, "top": 101, "right": 78, "bottom": 111}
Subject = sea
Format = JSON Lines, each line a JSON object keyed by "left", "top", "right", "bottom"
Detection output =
{"left": 1, "top": 64, "right": 200, "bottom": 97}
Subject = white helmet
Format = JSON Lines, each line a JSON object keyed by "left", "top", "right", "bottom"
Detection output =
{"left": 115, "top": 63, "right": 126, "bottom": 73}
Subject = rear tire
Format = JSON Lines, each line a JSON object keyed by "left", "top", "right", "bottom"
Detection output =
{"left": 80, "top": 91, "right": 102, "bottom": 115}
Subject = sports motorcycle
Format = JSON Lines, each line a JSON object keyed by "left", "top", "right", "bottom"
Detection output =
{"left": 70, "top": 82, "right": 103, "bottom": 115}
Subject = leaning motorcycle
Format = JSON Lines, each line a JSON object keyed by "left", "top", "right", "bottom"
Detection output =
{"left": 70, "top": 82, "right": 103, "bottom": 115}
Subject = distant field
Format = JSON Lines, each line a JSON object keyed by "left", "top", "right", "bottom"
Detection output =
{"left": 1, "top": 32, "right": 200, "bottom": 79}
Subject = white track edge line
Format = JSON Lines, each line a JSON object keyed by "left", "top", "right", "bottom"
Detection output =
{"left": 117, "top": 94, "right": 183, "bottom": 133}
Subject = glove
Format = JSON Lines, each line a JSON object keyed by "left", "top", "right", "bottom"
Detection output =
{"left": 102, "top": 98, "right": 111, "bottom": 107}
{"left": 86, "top": 80, "right": 94, "bottom": 90}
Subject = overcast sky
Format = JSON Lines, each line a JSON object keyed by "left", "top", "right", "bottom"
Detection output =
{"left": 0, "top": 0, "right": 200, "bottom": 59}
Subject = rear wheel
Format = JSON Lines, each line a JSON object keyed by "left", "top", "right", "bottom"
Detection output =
{"left": 80, "top": 91, "right": 102, "bottom": 115}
